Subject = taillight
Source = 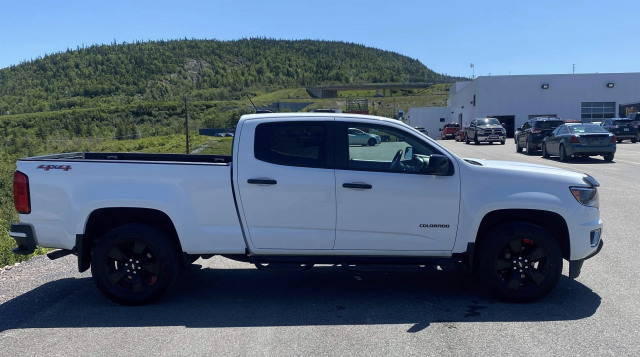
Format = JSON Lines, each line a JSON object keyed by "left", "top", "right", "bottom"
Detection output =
{"left": 570, "top": 135, "right": 580, "bottom": 143}
{"left": 13, "top": 171, "right": 31, "bottom": 214}
{"left": 531, "top": 128, "right": 542, "bottom": 134}
{"left": 611, "top": 135, "right": 616, "bottom": 143}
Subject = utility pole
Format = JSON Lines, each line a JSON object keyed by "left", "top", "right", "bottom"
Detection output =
{"left": 573, "top": 64, "right": 575, "bottom": 74}
{"left": 184, "top": 96, "right": 189, "bottom": 154}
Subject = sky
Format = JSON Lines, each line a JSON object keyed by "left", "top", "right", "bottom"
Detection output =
{"left": 0, "top": 0, "right": 637, "bottom": 78}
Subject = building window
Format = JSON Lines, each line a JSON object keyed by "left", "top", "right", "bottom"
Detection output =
{"left": 581, "top": 102, "right": 615, "bottom": 122}
{"left": 440, "top": 118, "right": 445, "bottom": 122}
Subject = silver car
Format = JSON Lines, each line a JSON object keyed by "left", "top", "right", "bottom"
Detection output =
{"left": 348, "top": 128, "right": 381, "bottom": 146}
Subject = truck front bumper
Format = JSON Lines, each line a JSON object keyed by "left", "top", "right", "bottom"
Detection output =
{"left": 477, "top": 134, "right": 505, "bottom": 142}
{"left": 9, "top": 223, "right": 37, "bottom": 255}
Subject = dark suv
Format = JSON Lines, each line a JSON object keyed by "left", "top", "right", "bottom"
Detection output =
{"left": 601, "top": 118, "right": 638, "bottom": 143}
{"left": 516, "top": 117, "right": 564, "bottom": 155}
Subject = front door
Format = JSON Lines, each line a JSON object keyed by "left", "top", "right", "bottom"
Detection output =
{"left": 333, "top": 121, "right": 461, "bottom": 252}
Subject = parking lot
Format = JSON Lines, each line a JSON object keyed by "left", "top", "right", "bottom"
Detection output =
{"left": 1, "top": 140, "right": 639, "bottom": 356}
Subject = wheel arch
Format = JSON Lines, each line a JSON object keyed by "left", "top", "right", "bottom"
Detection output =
{"left": 77, "top": 207, "right": 182, "bottom": 272}
{"left": 473, "top": 209, "right": 570, "bottom": 264}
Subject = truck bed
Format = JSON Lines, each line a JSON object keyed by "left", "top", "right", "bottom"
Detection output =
{"left": 18, "top": 152, "right": 232, "bottom": 164}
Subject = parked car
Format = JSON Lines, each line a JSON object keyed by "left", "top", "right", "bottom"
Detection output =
{"left": 348, "top": 127, "right": 381, "bottom": 146}
{"left": 465, "top": 118, "right": 506, "bottom": 145}
{"left": 414, "top": 126, "right": 429, "bottom": 136}
{"left": 440, "top": 123, "right": 460, "bottom": 140}
{"left": 516, "top": 117, "right": 564, "bottom": 155}
{"left": 600, "top": 118, "right": 638, "bottom": 143}
{"left": 454, "top": 126, "right": 466, "bottom": 142}
{"left": 542, "top": 123, "right": 616, "bottom": 162}
{"left": 625, "top": 112, "right": 640, "bottom": 132}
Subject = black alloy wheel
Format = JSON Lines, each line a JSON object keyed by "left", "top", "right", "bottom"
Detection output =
{"left": 479, "top": 222, "right": 562, "bottom": 302}
{"left": 91, "top": 223, "right": 179, "bottom": 305}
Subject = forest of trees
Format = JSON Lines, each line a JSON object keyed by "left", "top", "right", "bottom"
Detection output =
{"left": 0, "top": 38, "right": 460, "bottom": 266}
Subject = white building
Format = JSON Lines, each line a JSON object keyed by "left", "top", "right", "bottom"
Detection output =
{"left": 406, "top": 73, "right": 640, "bottom": 138}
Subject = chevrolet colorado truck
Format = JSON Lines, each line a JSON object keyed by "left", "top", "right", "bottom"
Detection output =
{"left": 11, "top": 113, "right": 603, "bottom": 304}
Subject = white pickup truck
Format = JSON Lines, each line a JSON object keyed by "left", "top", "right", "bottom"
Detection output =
{"left": 10, "top": 113, "right": 603, "bottom": 304}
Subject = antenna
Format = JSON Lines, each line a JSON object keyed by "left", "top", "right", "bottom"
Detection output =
{"left": 247, "top": 95, "right": 258, "bottom": 112}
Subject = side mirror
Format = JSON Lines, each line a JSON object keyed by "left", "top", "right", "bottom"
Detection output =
{"left": 404, "top": 147, "right": 413, "bottom": 160}
{"left": 423, "top": 154, "right": 451, "bottom": 176}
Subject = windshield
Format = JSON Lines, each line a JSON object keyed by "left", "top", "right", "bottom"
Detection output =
{"left": 479, "top": 118, "right": 501, "bottom": 125}
{"left": 568, "top": 125, "right": 608, "bottom": 134}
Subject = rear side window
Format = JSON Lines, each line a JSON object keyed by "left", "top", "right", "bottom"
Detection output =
{"left": 254, "top": 122, "right": 330, "bottom": 168}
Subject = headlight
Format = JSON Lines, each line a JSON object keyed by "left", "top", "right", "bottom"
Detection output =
{"left": 570, "top": 187, "right": 599, "bottom": 208}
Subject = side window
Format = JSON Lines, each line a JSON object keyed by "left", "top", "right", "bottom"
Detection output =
{"left": 339, "top": 123, "right": 438, "bottom": 174}
{"left": 254, "top": 121, "right": 329, "bottom": 168}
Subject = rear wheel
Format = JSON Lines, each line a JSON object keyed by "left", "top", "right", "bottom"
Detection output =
{"left": 559, "top": 144, "right": 569, "bottom": 162}
{"left": 632, "top": 137, "right": 637, "bottom": 143}
{"left": 478, "top": 221, "right": 562, "bottom": 302}
{"left": 91, "top": 223, "right": 179, "bottom": 305}
{"left": 603, "top": 153, "right": 614, "bottom": 162}
{"left": 526, "top": 138, "right": 535, "bottom": 155}
{"left": 367, "top": 138, "right": 376, "bottom": 146}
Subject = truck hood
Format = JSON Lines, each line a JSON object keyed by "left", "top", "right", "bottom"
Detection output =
{"left": 462, "top": 158, "right": 591, "bottom": 185}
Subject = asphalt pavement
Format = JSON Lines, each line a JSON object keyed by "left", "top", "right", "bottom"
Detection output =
{"left": 1, "top": 139, "right": 638, "bottom": 356}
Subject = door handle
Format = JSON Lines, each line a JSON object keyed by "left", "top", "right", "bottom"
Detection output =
{"left": 342, "top": 183, "right": 372, "bottom": 189}
{"left": 248, "top": 179, "right": 277, "bottom": 185}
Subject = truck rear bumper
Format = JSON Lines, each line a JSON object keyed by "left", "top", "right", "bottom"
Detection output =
{"left": 9, "top": 223, "right": 37, "bottom": 255}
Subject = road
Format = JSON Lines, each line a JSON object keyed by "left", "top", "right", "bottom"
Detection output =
{"left": 1, "top": 140, "right": 639, "bottom": 356}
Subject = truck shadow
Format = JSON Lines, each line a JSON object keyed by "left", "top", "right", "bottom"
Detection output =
{"left": 0, "top": 264, "right": 601, "bottom": 333}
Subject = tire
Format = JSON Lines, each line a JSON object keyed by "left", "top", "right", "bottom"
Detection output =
{"left": 632, "top": 137, "right": 637, "bottom": 143}
{"left": 617, "top": 139, "right": 622, "bottom": 143}
{"left": 474, "top": 134, "right": 479, "bottom": 145}
{"left": 516, "top": 139, "right": 522, "bottom": 153}
{"left": 541, "top": 143, "right": 549, "bottom": 158}
{"left": 367, "top": 138, "right": 376, "bottom": 146}
{"left": 500, "top": 140, "right": 505, "bottom": 145}
{"left": 526, "top": 138, "right": 535, "bottom": 155}
{"left": 465, "top": 135, "right": 470, "bottom": 144}
{"left": 603, "top": 153, "right": 614, "bottom": 162}
{"left": 91, "top": 223, "right": 180, "bottom": 305}
{"left": 478, "top": 221, "right": 563, "bottom": 302}
{"left": 559, "top": 144, "right": 569, "bottom": 162}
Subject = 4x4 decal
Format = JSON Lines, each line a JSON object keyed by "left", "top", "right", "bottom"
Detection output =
{"left": 37, "top": 164, "right": 72, "bottom": 171}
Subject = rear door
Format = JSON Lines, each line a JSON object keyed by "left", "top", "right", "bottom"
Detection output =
{"left": 333, "top": 120, "right": 461, "bottom": 252}
{"left": 235, "top": 117, "right": 336, "bottom": 251}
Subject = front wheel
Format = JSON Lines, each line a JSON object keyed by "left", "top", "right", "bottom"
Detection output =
{"left": 541, "top": 143, "right": 549, "bottom": 158}
{"left": 91, "top": 223, "right": 180, "bottom": 305}
{"left": 632, "top": 137, "right": 637, "bottom": 143}
{"left": 367, "top": 138, "right": 376, "bottom": 146}
{"left": 474, "top": 134, "right": 479, "bottom": 144}
{"left": 465, "top": 135, "right": 470, "bottom": 144}
{"left": 603, "top": 153, "right": 614, "bottom": 162}
{"left": 478, "top": 221, "right": 562, "bottom": 302}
